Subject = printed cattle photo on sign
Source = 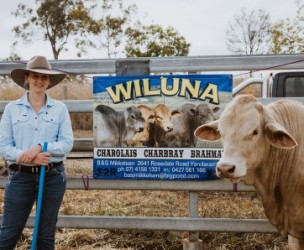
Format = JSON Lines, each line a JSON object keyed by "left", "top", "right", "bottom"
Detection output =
{"left": 143, "top": 104, "right": 181, "bottom": 147}
{"left": 128, "top": 104, "right": 154, "bottom": 147}
{"left": 93, "top": 74, "right": 232, "bottom": 181}
{"left": 129, "top": 104, "right": 181, "bottom": 147}
{"left": 165, "top": 103, "right": 220, "bottom": 147}
{"left": 194, "top": 94, "right": 304, "bottom": 249}
{"left": 94, "top": 105, "right": 145, "bottom": 147}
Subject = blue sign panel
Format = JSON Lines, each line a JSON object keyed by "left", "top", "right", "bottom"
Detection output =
{"left": 93, "top": 74, "right": 232, "bottom": 180}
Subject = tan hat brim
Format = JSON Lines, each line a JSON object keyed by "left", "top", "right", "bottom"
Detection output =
{"left": 11, "top": 68, "right": 66, "bottom": 89}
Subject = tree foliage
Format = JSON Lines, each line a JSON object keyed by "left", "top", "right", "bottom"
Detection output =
{"left": 11, "top": 0, "right": 191, "bottom": 59}
{"left": 125, "top": 24, "right": 190, "bottom": 57}
{"left": 271, "top": 0, "right": 304, "bottom": 53}
{"left": 92, "top": 0, "right": 138, "bottom": 58}
{"left": 271, "top": 19, "right": 302, "bottom": 54}
{"left": 226, "top": 8, "right": 272, "bottom": 55}
{"left": 4, "top": 53, "right": 21, "bottom": 62}
{"left": 12, "top": 0, "right": 99, "bottom": 59}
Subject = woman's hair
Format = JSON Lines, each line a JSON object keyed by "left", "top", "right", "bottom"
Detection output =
{"left": 23, "top": 72, "right": 29, "bottom": 90}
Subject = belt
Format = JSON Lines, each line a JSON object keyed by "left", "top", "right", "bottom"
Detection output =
{"left": 9, "top": 161, "right": 63, "bottom": 174}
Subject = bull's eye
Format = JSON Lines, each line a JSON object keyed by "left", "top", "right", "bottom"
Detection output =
{"left": 244, "top": 129, "right": 259, "bottom": 140}
{"left": 156, "top": 115, "right": 163, "bottom": 120}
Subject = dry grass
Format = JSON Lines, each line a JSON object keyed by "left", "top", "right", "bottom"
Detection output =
{"left": 0, "top": 157, "right": 289, "bottom": 249}
{"left": 0, "top": 158, "right": 288, "bottom": 250}
{"left": 0, "top": 80, "right": 289, "bottom": 249}
{"left": 0, "top": 82, "right": 25, "bottom": 100}
{"left": 0, "top": 76, "right": 92, "bottom": 101}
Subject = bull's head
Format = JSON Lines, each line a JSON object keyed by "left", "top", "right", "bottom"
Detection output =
{"left": 152, "top": 104, "right": 181, "bottom": 133}
{"left": 194, "top": 95, "right": 297, "bottom": 182}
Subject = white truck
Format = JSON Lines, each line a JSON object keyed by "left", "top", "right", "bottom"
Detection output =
{"left": 234, "top": 71, "right": 304, "bottom": 98}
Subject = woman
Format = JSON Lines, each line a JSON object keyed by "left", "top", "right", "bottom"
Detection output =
{"left": 0, "top": 56, "right": 74, "bottom": 249}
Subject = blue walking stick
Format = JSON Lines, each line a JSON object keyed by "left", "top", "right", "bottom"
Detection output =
{"left": 31, "top": 142, "right": 48, "bottom": 250}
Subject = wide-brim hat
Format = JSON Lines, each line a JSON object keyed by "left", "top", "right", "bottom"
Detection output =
{"left": 11, "top": 56, "right": 66, "bottom": 89}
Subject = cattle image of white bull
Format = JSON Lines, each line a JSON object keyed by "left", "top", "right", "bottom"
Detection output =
{"left": 194, "top": 94, "right": 304, "bottom": 249}
{"left": 94, "top": 105, "right": 145, "bottom": 147}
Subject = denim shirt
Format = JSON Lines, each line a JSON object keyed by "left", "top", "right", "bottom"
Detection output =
{"left": 0, "top": 93, "right": 74, "bottom": 165}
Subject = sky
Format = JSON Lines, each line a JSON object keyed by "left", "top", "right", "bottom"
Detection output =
{"left": 0, "top": 0, "right": 299, "bottom": 60}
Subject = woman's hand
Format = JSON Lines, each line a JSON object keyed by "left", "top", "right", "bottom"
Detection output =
{"left": 31, "top": 152, "right": 51, "bottom": 166}
{"left": 17, "top": 145, "right": 44, "bottom": 164}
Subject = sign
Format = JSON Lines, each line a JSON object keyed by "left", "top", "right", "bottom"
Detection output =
{"left": 93, "top": 74, "right": 232, "bottom": 180}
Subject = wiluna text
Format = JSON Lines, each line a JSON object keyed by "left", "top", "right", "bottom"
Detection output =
{"left": 106, "top": 77, "right": 219, "bottom": 104}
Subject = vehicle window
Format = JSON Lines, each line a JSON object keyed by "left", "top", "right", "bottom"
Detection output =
{"left": 284, "top": 77, "right": 304, "bottom": 97}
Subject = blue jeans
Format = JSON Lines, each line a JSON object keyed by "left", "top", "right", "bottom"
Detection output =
{"left": 0, "top": 164, "right": 66, "bottom": 250}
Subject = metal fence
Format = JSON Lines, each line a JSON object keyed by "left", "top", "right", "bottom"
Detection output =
{"left": 1, "top": 54, "right": 304, "bottom": 248}
{"left": 1, "top": 54, "right": 304, "bottom": 75}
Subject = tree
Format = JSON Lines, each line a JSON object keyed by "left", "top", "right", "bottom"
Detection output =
{"left": 92, "top": 0, "right": 138, "bottom": 58}
{"left": 12, "top": 0, "right": 190, "bottom": 59}
{"left": 4, "top": 53, "right": 21, "bottom": 62}
{"left": 125, "top": 24, "right": 191, "bottom": 57}
{"left": 12, "top": 0, "right": 100, "bottom": 59}
{"left": 271, "top": 0, "right": 304, "bottom": 54}
{"left": 226, "top": 8, "right": 272, "bottom": 55}
{"left": 271, "top": 20, "right": 302, "bottom": 54}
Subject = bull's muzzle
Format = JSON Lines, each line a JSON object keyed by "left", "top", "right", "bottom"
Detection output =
{"left": 216, "top": 163, "right": 236, "bottom": 178}
{"left": 165, "top": 125, "right": 173, "bottom": 132}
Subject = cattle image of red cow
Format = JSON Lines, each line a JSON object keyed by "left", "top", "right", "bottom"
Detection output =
{"left": 146, "top": 104, "right": 181, "bottom": 147}
{"left": 130, "top": 104, "right": 181, "bottom": 147}
{"left": 194, "top": 94, "right": 304, "bottom": 249}
{"left": 94, "top": 105, "right": 145, "bottom": 147}
{"left": 165, "top": 103, "right": 220, "bottom": 147}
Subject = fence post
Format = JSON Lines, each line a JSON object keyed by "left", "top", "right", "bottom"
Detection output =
{"left": 182, "top": 191, "right": 202, "bottom": 250}
{"left": 116, "top": 59, "right": 150, "bottom": 76}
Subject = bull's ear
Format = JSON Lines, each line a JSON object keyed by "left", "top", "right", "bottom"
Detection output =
{"left": 266, "top": 122, "right": 298, "bottom": 149}
{"left": 171, "top": 110, "right": 182, "bottom": 118}
{"left": 194, "top": 120, "right": 220, "bottom": 141}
